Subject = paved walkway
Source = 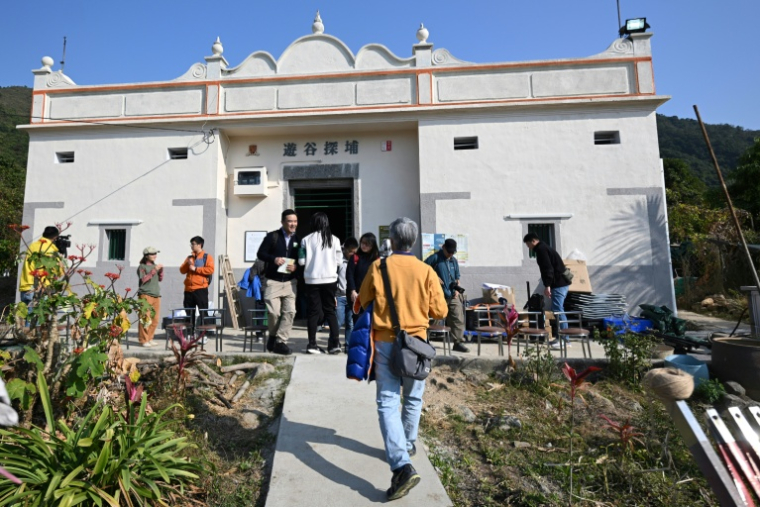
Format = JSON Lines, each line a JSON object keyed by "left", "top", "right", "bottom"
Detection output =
{"left": 264, "top": 354, "right": 452, "bottom": 507}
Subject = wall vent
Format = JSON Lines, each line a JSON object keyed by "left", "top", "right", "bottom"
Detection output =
{"left": 56, "top": 152, "right": 75, "bottom": 163}
{"left": 168, "top": 148, "right": 188, "bottom": 160}
{"left": 454, "top": 137, "right": 479, "bottom": 150}
{"left": 594, "top": 131, "right": 620, "bottom": 145}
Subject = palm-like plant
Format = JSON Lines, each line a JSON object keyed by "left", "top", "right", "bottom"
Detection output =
{"left": 0, "top": 373, "right": 201, "bottom": 506}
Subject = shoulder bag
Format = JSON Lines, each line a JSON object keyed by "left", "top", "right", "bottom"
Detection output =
{"left": 379, "top": 258, "right": 436, "bottom": 380}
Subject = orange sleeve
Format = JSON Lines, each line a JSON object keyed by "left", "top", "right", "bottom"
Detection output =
{"left": 196, "top": 253, "right": 215, "bottom": 276}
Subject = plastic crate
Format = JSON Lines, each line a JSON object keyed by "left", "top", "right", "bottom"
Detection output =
{"left": 602, "top": 315, "right": 654, "bottom": 335}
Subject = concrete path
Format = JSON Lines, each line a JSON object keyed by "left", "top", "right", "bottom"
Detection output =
{"left": 264, "top": 354, "right": 453, "bottom": 507}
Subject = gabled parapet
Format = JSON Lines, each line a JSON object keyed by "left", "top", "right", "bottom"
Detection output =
{"left": 24, "top": 12, "right": 665, "bottom": 128}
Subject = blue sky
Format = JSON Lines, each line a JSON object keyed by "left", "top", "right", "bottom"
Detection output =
{"left": 3, "top": 0, "right": 759, "bottom": 129}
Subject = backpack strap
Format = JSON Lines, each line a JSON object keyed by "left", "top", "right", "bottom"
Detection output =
{"left": 379, "top": 258, "right": 401, "bottom": 334}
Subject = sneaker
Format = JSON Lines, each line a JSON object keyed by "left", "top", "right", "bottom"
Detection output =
{"left": 141, "top": 341, "right": 155, "bottom": 348}
{"left": 408, "top": 443, "right": 416, "bottom": 458}
{"left": 306, "top": 345, "right": 324, "bottom": 354}
{"left": 328, "top": 345, "right": 341, "bottom": 355}
{"left": 563, "top": 340, "right": 573, "bottom": 348}
{"left": 549, "top": 339, "right": 561, "bottom": 350}
{"left": 387, "top": 464, "right": 421, "bottom": 501}
{"left": 452, "top": 343, "right": 470, "bottom": 353}
{"left": 272, "top": 342, "right": 292, "bottom": 356}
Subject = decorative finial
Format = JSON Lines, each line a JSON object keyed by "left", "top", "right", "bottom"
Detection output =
{"left": 212, "top": 37, "right": 224, "bottom": 56}
{"left": 41, "top": 56, "right": 54, "bottom": 70}
{"left": 416, "top": 23, "right": 429, "bottom": 44}
{"left": 312, "top": 10, "right": 324, "bottom": 34}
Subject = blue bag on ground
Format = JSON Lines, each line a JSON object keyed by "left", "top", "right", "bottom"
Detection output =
{"left": 664, "top": 354, "right": 709, "bottom": 386}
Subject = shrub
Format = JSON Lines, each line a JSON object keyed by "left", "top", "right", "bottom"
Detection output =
{"left": 692, "top": 378, "right": 725, "bottom": 404}
{"left": 0, "top": 374, "right": 201, "bottom": 505}
{"left": 596, "top": 329, "right": 657, "bottom": 385}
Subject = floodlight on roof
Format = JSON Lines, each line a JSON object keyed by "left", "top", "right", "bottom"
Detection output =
{"left": 619, "top": 17, "right": 650, "bottom": 36}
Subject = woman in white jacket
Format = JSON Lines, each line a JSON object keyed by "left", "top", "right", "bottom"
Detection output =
{"left": 299, "top": 212, "right": 343, "bottom": 354}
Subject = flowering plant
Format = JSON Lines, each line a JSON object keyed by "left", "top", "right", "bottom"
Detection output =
{"left": 3, "top": 223, "right": 153, "bottom": 416}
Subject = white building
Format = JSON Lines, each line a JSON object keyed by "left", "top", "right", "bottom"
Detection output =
{"left": 19, "top": 13, "right": 674, "bottom": 316}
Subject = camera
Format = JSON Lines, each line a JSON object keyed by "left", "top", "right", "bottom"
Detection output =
{"left": 54, "top": 235, "right": 71, "bottom": 256}
{"left": 449, "top": 281, "right": 465, "bottom": 294}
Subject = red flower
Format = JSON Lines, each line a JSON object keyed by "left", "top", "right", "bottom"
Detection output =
{"left": 562, "top": 362, "right": 602, "bottom": 400}
{"left": 20, "top": 225, "right": 29, "bottom": 231}
{"left": 99, "top": 284, "right": 105, "bottom": 289}
{"left": 68, "top": 255, "right": 79, "bottom": 261}
{"left": 109, "top": 324, "right": 122, "bottom": 337}
{"left": 104, "top": 272, "right": 120, "bottom": 281}
{"left": 73, "top": 347, "right": 84, "bottom": 355}
{"left": 84, "top": 270, "right": 93, "bottom": 276}
{"left": 39, "top": 239, "right": 47, "bottom": 244}
{"left": 125, "top": 375, "right": 144, "bottom": 404}
{"left": 76, "top": 269, "right": 85, "bottom": 275}
{"left": 125, "top": 288, "right": 132, "bottom": 293}
{"left": 30, "top": 269, "right": 49, "bottom": 278}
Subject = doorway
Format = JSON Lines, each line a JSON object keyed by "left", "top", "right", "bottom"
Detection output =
{"left": 293, "top": 186, "right": 354, "bottom": 243}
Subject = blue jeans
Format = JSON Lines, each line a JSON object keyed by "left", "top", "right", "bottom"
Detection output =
{"left": 552, "top": 285, "right": 569, "bottom": 332}
{"left": 374, "top": 341, "right": 425, "bottom": 472}
{"left": 20, "top": 291, "right": 34, "bottom": 306}
{"left": 336, "top": 296, "right": 353, "bottom": 345}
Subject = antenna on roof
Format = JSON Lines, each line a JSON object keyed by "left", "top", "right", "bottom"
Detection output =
{"left": 616, "top": 0, "right": 622, "bottom": 36}
{"left": 60, "top": 36, "right": 67, "bottom": 73}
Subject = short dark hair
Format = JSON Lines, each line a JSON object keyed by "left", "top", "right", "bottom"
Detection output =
{"left": 523, "top": 233, "right": 539, "bottom": 243}
{"left": 343, "top": 237, "right": 359, "bottom": 250}
{"left": 190, "top": 236, "right": 204, "bottom": 247}
{"left": 443, "top": 238, "right": 457, "bottom": 253}
{"left": 42, "top": 226, "right": 59, "bottom": 239}
{"left": 281, "top": 209, "right": 297, "bottom": 221}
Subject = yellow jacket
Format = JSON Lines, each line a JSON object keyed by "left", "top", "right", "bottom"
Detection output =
{"left": 359, "top": 253, "right": 448, "bottom": 343}
{"left": 19, "top": 238, "right": 59, "bottom": 292}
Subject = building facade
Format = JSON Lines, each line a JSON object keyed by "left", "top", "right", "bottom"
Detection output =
{"left": 20, "top": 13, "right": 674, "bottom": 315}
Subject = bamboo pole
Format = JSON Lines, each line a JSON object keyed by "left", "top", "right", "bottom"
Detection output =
{"left": 693, "top": 105, "right": 760, "bottom": 296}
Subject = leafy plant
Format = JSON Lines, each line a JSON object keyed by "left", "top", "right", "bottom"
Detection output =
{"left": 169, "top": 326, "right": 206, "bottom": 391}
{"left": 0, "top": 373, "right": 201, "bottom": 505}
{"left": 520, "top": 345, "right": 558, "bottom": 390}
{"left": 599, "top": 414, "right": 645, "bottom": 453}
{"left": 596, "top": 328, "right": 657, "bottom": 386}
{"left": 561, "top": 362, "right": 602, "bottom": 504}
{"left": 692, "top": 378, "right": 726, "bottom": 404}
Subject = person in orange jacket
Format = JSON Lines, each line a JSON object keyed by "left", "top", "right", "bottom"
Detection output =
{"left": 179, "top": 236, "right": 214, "bottom": 334}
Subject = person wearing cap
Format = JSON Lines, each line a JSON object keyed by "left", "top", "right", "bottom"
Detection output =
{"left": 424, "top": 238, "right": 469, "bottom": 353}
{"left": 137, "top": 247, "right": 163, "bottom": 347}
{"left": 18, "top": 225, "right": 61, "bottom": 307}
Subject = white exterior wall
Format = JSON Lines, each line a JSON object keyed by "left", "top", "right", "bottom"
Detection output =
{"left": 223, "top": 129, "right": 420, "bottom": 266}
{"left": 420, "top": 107, "right": 662, "bottom": 266}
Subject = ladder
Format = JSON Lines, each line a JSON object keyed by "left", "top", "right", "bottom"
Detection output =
{"left": 219, "top": 255, "right": 243, "bottom": 330}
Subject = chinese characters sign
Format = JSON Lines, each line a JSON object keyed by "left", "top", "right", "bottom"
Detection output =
{"left": 283, "top": 140, "right": 359, "bottom": 157}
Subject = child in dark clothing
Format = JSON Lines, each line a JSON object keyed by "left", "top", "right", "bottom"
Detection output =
{"left": 347, "top": 232, "right": 380, "bottom": 323}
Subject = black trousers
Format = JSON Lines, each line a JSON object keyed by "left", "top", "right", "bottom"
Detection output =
{"left": 305, "top": 282, "right": 339, "bottom": 347}
{"left": 183, "top": 288, "right": 209, "bottom": 331}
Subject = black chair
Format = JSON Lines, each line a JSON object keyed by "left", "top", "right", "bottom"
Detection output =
{"left": 166, "top": 308, "right": 198, "bottom": 350}
{"left": 244, "top": 305, "right": 269, "bottom": 352}
{"left": 197, "top": 307, "right": 225, "bottom": 352}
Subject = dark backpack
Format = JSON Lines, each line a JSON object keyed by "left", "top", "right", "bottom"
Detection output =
{"left": 200, "top": 253, "right": 213, "bottom": 286}
{"left": 524, "top": 293, "right": 546, "bottom": 328}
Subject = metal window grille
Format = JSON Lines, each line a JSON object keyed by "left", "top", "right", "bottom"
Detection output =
{"left": 168, "top": 148, "right": 188, "bottom": 160}
{"left": 528, "top": 224, "right": 555, "bottom": 258}
{"left": 56, "top": 152, "right": 75, "bottom": 163}
{"left": 107, "top": 229, "right": 126, "bottom": 260}
{"left": 594, "top": 131, "right": 620, "bottom": 145}
{"left": 454, "top": 137, "right": 479, "bottom": 150}
{"left": 294, "top": 188, "right": 353, "bottom": 240}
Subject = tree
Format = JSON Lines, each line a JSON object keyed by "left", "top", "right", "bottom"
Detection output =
{"left": 728, "top": 137, "right": 760, "bottom": 222}
{"left": 0, "top": 155, "right": 25, "bottom": 273}
{"left": 663, "top": 158, "right": 706, "bottom": 206}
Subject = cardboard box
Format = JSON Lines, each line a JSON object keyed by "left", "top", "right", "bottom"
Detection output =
{"left": 563, "top": 259, "right": 592, "bottom": 293}
{"left": 481, "top": 286, "right": 516, "bottom": 306}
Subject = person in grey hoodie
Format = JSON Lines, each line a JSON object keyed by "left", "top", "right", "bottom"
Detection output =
{"left": 299, "top": 212, "right": 343, "bottom": 354}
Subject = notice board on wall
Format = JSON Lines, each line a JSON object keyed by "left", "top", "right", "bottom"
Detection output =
{"left": 244, "top": 231, "right": 267, "bottom": 262}
{"left": 421, "top": 233, "right": 469, "bottom": 266}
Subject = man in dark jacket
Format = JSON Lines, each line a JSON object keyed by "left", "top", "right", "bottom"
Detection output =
{"left": 523, "top": 233, "right": 570, "bottom": 344}
{"left": 257, "top": 209, "right": 300, "bottom": 355}
{"left": 424, "top": 238, "right": 469, "bottom": 353}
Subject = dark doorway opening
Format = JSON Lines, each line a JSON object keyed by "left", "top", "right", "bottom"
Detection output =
{"left": 293, "top": 187, "right": 353, "bottom": 243}
{"left": 292, "top": 185, "right": 354, "bottom": 321}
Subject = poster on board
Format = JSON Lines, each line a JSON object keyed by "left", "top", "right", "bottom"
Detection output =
{"left": 421, "top": 233, "right": 468, "bottom": 266}
{"left": 244, "top": 231, "right": 267, "bottom": 262}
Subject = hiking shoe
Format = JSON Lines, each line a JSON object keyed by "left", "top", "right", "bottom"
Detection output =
{"left": 452, "top": 343, "right": 470, "bottom": 353}
{"left": 408, "top": 443, "right": 416, "bottom": 458}
{"left": 267, "top": 335, "right": 276, "bottom": 352}
{"left": 328, "top": 345, "right": 342, "bottom": 355}
{"left": 306, "top": 345, "right": 324, "bottom": 354}
{"left": 272, "top": 342, "right": 292, "bottom": 356}
{"left": 387, "top": 464, "right": 421, "bottom": 501}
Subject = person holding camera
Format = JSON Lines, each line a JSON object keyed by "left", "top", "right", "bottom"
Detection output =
{"left": 18, "top": 226, "right": 62, "bottom": 307}
{"left": 424, "top": 238, "right": 469, "bottom": 353}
